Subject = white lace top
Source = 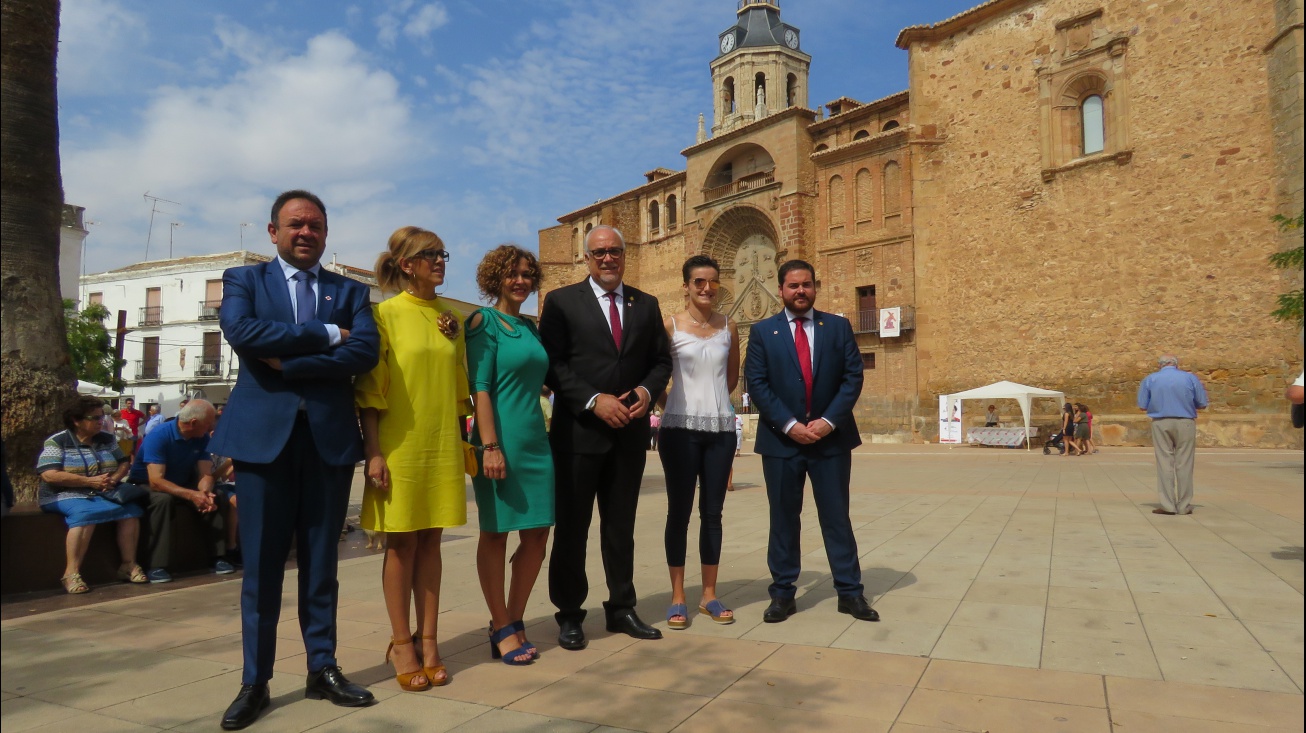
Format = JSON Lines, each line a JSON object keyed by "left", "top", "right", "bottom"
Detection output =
{"left": 662, "top": 318, "right": 734, "bottom": 433}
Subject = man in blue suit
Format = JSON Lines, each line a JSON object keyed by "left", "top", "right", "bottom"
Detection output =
{"left": 744, "top": 260, "right": 879, "bottom": 623}
{"left": 212, "top": 190, "right": 379, "bottom": 730}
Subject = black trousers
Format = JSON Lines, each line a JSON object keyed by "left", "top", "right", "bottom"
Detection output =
{"left": 657, "top": 428, "right": 735, "bottom": 567}
{"left": 549, "top": 445, "right": 646, "bottom": 624}
{"left": 146, "top": 489, "right": 227, "bottom": 570}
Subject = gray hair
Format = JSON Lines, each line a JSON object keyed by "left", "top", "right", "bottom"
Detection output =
{"left": 177, "top": 398, "right": 215, "bottom": 423}
{"left": 584, "top": 224, "right": 625, "bottom": 252}
{"left": 1158, "top": 354, "right": 1179, "bottom": 367}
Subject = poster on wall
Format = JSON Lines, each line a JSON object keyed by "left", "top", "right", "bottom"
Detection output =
{"left": 939, "top": 395, "right": 963, "bottom": 444}
{"left": 879, "top": 307, "right": 901, "bottom": 338}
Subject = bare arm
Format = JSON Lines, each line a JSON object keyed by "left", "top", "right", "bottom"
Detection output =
{"left": 360, "top": 407, "right": 389, "bottom": 491}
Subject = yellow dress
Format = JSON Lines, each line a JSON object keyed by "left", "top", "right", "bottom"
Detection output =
{"left": 356, "top": 292, "right": 470, "bottom": 532}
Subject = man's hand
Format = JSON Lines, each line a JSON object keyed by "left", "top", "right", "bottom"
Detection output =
{"left": 625, "top": 387, "right": 652, "bottom": 419}
{"left": 190, "top": 489, "right": 216, "bottom": 513}
{"left": 787, "top": 422, "right": 821, "bottom": 445}
{"left": 338, "top": 328, "right": 351, "bottom": 342}
{"left": 593, "top": 394, "right": 631, "bottom": 428}
{"left": 260, "top": 357, "right": 283, "bottom": 370}
{"left": 805, "top": 420, "right": 833, "bottom": 440}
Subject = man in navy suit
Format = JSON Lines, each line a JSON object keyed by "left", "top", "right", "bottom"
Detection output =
{"left": 744, "top": 259, "right": 879, "bottom": 623}
{"left": 212, "top": 190, "right": 379, "bottom": 730}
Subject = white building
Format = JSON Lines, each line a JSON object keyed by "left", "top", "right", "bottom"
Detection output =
{"left": 79, "top": 251, "right": 481, "bottom": 413}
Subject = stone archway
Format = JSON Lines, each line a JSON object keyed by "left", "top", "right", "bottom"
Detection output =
{"left": 700, "top": 205, "right": 781, "bottom": 328}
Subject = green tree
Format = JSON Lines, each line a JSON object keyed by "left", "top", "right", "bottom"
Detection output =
{"left": 64, "top": 298, "right": 123, "bottom": 391}
{"left": 1270, "top": 210, "right": 1304, "bottom": 328}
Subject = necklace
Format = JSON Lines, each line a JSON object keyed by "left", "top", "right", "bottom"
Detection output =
{"left": 686, "top": 310, "right": 713, "bottom": 327}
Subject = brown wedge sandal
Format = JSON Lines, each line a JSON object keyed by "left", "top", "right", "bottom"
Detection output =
{"left": 417, "top": 634, "right": 450, "bottom": 686}
{"left": 385, "top": 636, "right": 431, "bottom": 691}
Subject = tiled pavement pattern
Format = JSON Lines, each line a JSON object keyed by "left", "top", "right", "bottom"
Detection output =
{"left": 3, "top": 445, "right": 1302, "bottom": 732}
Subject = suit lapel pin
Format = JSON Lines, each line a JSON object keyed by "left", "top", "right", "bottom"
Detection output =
{"left": 773, "top": 330, "right": 779, "bottom": 335}
{"left": 818, "top": 320, "right": 823, "bottom": 326}
{"left": 324, "top": 295, "right": 332, "bottom": 301}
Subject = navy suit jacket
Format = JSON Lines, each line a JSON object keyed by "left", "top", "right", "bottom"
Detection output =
{"left": 209, "top": 260, "right": 379, "bottom": 465}
{"left": 744, "top": 309, "right": 863, "bottom": 458}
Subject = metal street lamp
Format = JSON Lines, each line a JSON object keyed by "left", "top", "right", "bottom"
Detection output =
{"left": 240, "top": 222, "right": 252, "bottom": 248}
{"left": 169, "top": 221, "right": 184, "bottom": 259}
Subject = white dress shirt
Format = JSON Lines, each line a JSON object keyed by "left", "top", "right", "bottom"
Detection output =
{"left": 583, "top": 278, "right": 648, "bottom": 410}
{"left": 781, "top": 308, "right": 833, "bottom": 436}
{"left": 276, "top": 257, "right": 341, "bottom": 346}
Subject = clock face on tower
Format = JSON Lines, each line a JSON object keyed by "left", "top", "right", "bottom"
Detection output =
{"left": 720, "top": 34, "right": 735, "bottom": 53}
{"left": 784, "top": 29, "right": 799, "bottom": 49}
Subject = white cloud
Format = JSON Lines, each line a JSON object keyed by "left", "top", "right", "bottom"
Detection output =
{"left": 58, "top": 0, "right": 148, "bottom": 95}
{"left": 376, "top": 0, "right": 447, "bottom": 52}
{"left": 404, "top": 4, "right": 449, "bottom": 40}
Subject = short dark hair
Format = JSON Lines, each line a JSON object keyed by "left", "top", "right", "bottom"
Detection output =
{"left": 63, "top": 396, "right": 108, "bottom": 430}
{"left": 270, "top": 190, "right": 328, "bottom": 230}
{"left": 777, "top": 259, "right": 816, "bottom": 286}
{"left": 682, "top": 255, "right": 719, "bottom": 283}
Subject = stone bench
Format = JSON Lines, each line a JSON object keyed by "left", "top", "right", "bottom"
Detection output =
{"left": 1, "top": 498, "right": 217, "bottom": 595}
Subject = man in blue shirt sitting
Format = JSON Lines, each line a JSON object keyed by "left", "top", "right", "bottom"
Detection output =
{"left": 1137, "top": 355, "right": 1209, "bottom": 516}
{"left": 131, "top": 399, "right": 233, "bottom": 581}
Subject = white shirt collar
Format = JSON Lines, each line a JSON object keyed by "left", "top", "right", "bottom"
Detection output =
{"left": 276, "top": 256, "right": 322, "bottom": 281}
{"left": 784, "top": 308, "right": 814, "bottom": 324}
{"left": 588, "top": 277, "right": 624, "bottom": 301}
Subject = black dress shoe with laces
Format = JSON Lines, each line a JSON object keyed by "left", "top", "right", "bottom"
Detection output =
{"left": 557, "top": 619, "right": 588, "bottom": 650}
{"left": 606, "top": 610, "right": 663, "bottom": 640}
{"left": 762, "top": 597, "right": 797, "bottom": 623}
{"left": 220, "top": 683, "right": 270, "bottom": 730}
{"left": 305, "top": 666, "right": 375, "bottom": 707}
{"left": 837, "top": 594, "right": 881, "bottom": 621}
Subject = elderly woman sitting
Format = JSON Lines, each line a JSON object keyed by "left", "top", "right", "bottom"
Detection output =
{"left": 37, "top": 395, "right": 146, "bottom": 593}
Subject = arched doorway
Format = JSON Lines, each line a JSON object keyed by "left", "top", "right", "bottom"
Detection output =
{"left": 700, "top": 205, "right": 782, "bottom": 380}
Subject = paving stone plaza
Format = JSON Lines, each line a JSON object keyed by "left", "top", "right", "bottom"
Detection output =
{"left": 3, "top": 444, "right": 1302, "bottom": 732}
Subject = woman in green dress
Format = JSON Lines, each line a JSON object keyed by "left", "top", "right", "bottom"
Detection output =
{"left": 466, "top": 244, "right": 554, "bottom": 665}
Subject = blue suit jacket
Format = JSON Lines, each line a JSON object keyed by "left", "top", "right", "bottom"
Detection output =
{"left": 744, "top": 309, "right": 863, "bottom": 458}
{"left": 208, "top": 261, "right": 379, "bottom": 465}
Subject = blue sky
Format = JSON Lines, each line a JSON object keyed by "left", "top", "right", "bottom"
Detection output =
{"left": 60, "top": 0, "right": 978, "bottom": 307}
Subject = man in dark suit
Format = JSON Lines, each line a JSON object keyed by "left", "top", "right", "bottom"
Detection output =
{"left": 211, "top": 190, "right": 379, "bottom": 730}
{"left": 744, "top": 259, "right": 879, "bottom": 623}
{"left": 540, "top": 225, "right": 672, "bottom": 650}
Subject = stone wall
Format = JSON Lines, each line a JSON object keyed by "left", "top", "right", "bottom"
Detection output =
{"left": 905, "top": 0, "right": 1303, "bottom": 448}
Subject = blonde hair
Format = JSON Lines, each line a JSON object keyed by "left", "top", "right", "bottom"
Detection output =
{"left": 374, "top": 226, "right": 446, "bottom": 293}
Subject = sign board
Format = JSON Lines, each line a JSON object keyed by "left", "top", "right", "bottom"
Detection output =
{"left": 879, "top": 307, "right": 901, "bottom": 338}
{"left": 939, "top": 395, "right": 963, "bottom": 444}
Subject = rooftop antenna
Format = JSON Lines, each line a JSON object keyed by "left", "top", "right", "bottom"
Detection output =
{"left": 143, "top": 192, "right": 181, "bottom": 260}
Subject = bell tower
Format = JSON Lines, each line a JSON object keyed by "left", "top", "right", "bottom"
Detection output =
{"left": 710, "top": 0, "right": 810, "bottom": 135}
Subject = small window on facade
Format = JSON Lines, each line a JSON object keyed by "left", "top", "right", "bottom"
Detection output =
{"left": 861, "top": 352, "right": 876, "bottom": 370}
{"left": 853, "top": 130, "right": 870, "bottom": 140}
{"left": 882, "top": 120, "right": 900, "bottom": 131}
{"left": 814, "top": 143, "right": 829, "bottom": 152}
{"left": 89, "top": 292, "right": 104, "bottom": 306}
{"left": 666, "top": 195, "right": 678, "bottom": 228}
{"left": 724, "top": 77, "right": 735, "bottom": 114}
{"left": 648, "top": 201, "right": 661, "bottom": 235}
{"left": 1081, "top": 95, "right": 1105, "bottom": 155}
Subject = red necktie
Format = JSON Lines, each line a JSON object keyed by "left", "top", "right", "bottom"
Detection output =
{"left": 607, "top": 292, "right": 623, "bottom": 350}
{"left": 793, "top": 316, "right": 813, "bottom": 416}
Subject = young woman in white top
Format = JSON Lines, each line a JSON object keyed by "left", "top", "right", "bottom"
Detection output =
{"left": 658, "top": 255, "right": 740, "bottom": 629}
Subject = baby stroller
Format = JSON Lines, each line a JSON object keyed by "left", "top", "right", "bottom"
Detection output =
{"left": 1043, "top": 431, "right": 1066, "bottom": 455}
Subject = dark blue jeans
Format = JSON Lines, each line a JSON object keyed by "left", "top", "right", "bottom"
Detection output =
{"left": 657, "top": 428, "right": 735, "bottom": 567}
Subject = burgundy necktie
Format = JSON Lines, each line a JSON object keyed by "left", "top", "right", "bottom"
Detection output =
{"left": 793, "top": 316, "right": 813, "bottom": 416}
{"left": 607, "top": 292, "right": 623, "bottom": 350}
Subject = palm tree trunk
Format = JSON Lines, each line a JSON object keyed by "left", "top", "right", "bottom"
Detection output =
{"left": 2, "top": 0, "right": 74, "bottom": 504}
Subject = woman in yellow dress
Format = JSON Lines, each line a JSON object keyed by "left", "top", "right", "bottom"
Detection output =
{"left": 356, "top": 226, "right": 469, "bottom": 691}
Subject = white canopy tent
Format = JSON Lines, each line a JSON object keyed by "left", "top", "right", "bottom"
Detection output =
{"left": 944, "top": 381, "right": 1065, "bottom": 450}
{"left": 76, "top": 381, "right": 120, "bottom": 398}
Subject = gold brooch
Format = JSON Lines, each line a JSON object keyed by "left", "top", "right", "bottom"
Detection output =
{"left": 437, "top": 310, "right": 460, "bottom": 340}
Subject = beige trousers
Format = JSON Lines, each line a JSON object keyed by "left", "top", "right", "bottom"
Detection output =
{"left": 1151, "top": 418, "right": 1196, "bottom": 514}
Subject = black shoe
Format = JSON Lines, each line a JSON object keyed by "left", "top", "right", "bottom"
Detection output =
{"left": 762, "top": 597, "right": 797, "bottom": 623}
{"left": 606, "top": 610, "right": 663, "bottom": 640}
{"left": 305, "top": 666, "right": 375, "bottom": 707}
{"left": 557, "top": 619, "right": 588, "bottom": 651}
{"left": 220, "top": 683, "right": 270, "bottom": 730}
{"left": 837, "top": 595, "right": 880, "bottom": 622}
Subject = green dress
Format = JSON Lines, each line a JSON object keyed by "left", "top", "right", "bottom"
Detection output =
{"left": 465, "top": 307, "right": 555, "bottom": 532}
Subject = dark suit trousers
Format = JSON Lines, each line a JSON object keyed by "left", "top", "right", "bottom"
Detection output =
{"left": 762, "top": 451, "right": 864, "bottom": 600}
{"left": 145, "top": 489, "right": 228, "bottom": 569}
{"left": 234, "top": 414, "right": 354, "bottom": 685}
{"left": 550, "top": 445, "right": 646, "bottom": 623}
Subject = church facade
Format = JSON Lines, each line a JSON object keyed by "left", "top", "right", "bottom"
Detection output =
{"left": 538, "top": 0, "right": 1304, "bottom": 447}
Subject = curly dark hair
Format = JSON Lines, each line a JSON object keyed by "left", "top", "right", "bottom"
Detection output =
{"left": 63, "top": 395, "right": 108, "bottom": 430}
{"left": 476, "top": 244, "right": 542, "bottom": 302}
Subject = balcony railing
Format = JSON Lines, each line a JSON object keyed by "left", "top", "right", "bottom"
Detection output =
{"left": 135, "top": 360, "right": 161, "bottom": 381}
{"left": 199, "top": 299, "right": 222, "bottom": 321}
{"left": 138, "top": 306, "right": 163, "bottom": 327}
{"left": 852, "top": 306, "right": 916, "bottom": 335}
{"left": 702, "top": 168, "right": 776, "bottom": 203}
{"left": 195, "top": 358, "right": 223, "bottom": 379}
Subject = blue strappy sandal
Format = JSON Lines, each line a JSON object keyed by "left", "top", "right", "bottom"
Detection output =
{"left": 489, "top": 624, "right": 534, "bottom": 665}
{"left": 667, "top": 603, "right": 689, "bottom": 630}
{"left": 698, "top": 599, "right": 735, "bottom": 625}
{"left": 508, "top": 620, "right": 539, "bottom": 659}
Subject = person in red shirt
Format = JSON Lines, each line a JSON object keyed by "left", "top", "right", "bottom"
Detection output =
{"left": 121, "top": 398, "right": 146, "bottom": 437}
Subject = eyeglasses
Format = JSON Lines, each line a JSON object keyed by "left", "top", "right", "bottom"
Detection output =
{"left": 587, "top": 248, "right": 625, "bottom": 261}
{"left": 412, "top": 249, "right": 451, "bottom": 263}
{"left": 84, "top": 414, "right": 105, "bottom": 422}
{"left": 689, "top": 278, "right": 721, "bottom": 290}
